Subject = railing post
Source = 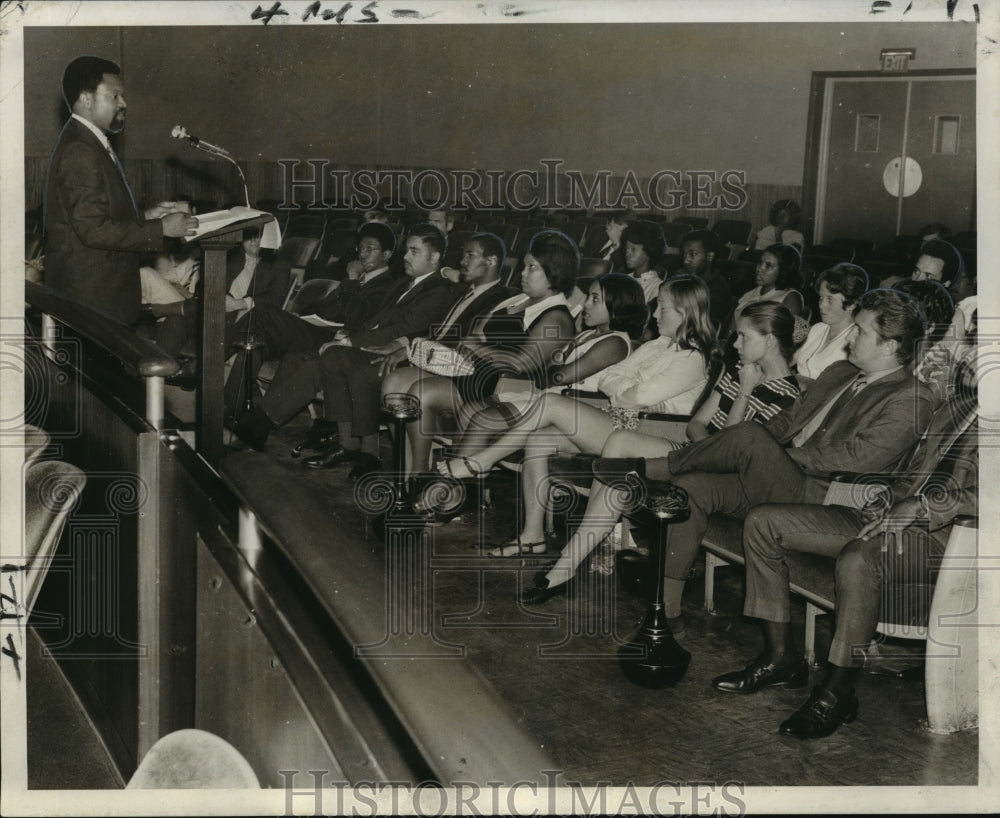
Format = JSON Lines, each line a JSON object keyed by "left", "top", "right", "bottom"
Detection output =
{"left": 41, "top": 312, "right": 58, "bottom": 356}
{"left": 237, "top": 506, "right": 263, "bottom": 568}
{"left": 145, "top": 376, "right": 165, "bottom": 429}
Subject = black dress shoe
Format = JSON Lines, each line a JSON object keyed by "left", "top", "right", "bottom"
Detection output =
{"left": 712, "top": 653, "right": 809, "bottom": 694}
{"left": 779, "top": 685, "right": 859, "bottom": 739}
{"left": 519, "top": 572, "right": 570, "bottom": 605}
{"left": 303, "top": 445, "right": 366, "bottom": 469}
{"left": 347, "top": 453, "right": 383, "bottom": 481}
{"left": 291, "top": 424, "right": 339, "bottom": 458}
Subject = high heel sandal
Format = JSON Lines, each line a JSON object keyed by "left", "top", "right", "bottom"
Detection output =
{"left": 485, "top": 539, "right": 548, "bottom": 558}
{"left": 437, "top": 456, "right": 488, "bottom": 481}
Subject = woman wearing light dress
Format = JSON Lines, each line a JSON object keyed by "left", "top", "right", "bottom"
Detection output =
{"left": 438, "top": 274, "right": 717, "bottom": 557}
{"left": 794, "top": 263, "right": 869, "bottom": 380}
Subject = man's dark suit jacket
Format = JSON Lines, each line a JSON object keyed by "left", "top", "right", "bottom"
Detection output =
{"left": 429, "top": 282, "right": 518, "bottom": 348}
{"left": 346, "top": 272, "right": 461, "bottom": 349}
{"left": 763, "top": 360, "right": 935, "bottom": 503}
{"left": 44, "top": 117, "right": 164, "bottom": 325}
{"left": 311, "top": 270, "right": 398, "bottom": 332}
{"left": 225, "top": 248, "right": 292, "bottom": 312}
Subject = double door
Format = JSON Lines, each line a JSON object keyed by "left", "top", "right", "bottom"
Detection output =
{"left": 814, "top": 73, "right": 975, "bottom": 244}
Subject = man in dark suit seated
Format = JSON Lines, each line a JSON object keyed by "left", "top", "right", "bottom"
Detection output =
{"left": 43, "top": 55, "right": 197, "bottom": 334}
{"left": 714, "top": 351, "right": 976, "bottom": 739}
{"left": 230, "top": 224, "right": 460, "bottom": 473}
{"left": 623, "top": 289, "right": 933, "bottom": 646}
{"left": 375, "top": 231, "right": 518, "bottom": 472}
{"left": 680, "top": 229, "right": 733, "bottom": 331}
{"left": 223, "top": 221, "right": 397, "bottom": 416}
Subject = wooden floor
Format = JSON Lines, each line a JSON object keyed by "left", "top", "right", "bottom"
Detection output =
{"left": 250, "top": 416, "right": 980, "bottom": 788}
{"left": 25, "top": 410, "right": 979, "bottom": 789}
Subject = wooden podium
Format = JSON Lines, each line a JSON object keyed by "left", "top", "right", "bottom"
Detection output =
{"left": 190, "top": 213, "right": 274, "bottom": 466}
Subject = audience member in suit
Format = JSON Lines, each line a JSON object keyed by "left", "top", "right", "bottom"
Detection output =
{"left": 621, "top": 220, "right": 667, "bottom": 303}
{"left": 582, "top": 210, "right": 635, "bottom": 271}
{"left": 794, "top": 263, "right": 869, "bottom": 380}
{"left": 231, "top": 224, "right": 459, "bottom": 475}
{"left": 598, "top": 289, "right": 933, "bottom": 634}
{"left": 390, "top": 231, "right": 580, "bottom": 476}
{"left": 42, "top": 55, "right": 196, "bottom": 328}
{"left": 223, "top": 222, "right": 396, "bottom": 416}
{"left": 377, "top": 232, "right": 517, "bottom": 467}
{"left": 681, "top": 230, "right": 733, "bottom": 331}
{"left": 715, "top": 350, "right": 976, "bottom": 739}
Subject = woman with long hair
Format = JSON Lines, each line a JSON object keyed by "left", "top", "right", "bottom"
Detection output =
{"left": 438, "top": 274, "right": 717, "bottom": 557}
{"left": 517, "top": 301, "right": 805, "bottom": 605}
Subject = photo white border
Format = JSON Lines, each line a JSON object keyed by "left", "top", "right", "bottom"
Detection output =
{"left": 1, "top": 1, "right": 997, "bottom": 814}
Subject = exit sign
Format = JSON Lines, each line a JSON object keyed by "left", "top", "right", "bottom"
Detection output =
{"left": 881, "top": 48, "right": 916, "bottom": 72}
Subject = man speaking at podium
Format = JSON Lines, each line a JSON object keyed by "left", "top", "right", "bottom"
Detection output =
{"left": 43, "top": 55, "right": 197, "bottom": 329}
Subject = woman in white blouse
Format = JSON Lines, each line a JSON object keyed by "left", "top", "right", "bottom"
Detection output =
{"left": 437, "top": 274, "right": 717, "bottom": 556}
{"left": 794, "top": 263, "right": 869, "bottom": 380}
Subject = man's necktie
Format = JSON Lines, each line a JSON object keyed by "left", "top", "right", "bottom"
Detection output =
{"left": 435, "top": 286, "right": 477, "bottom": 339}
{"left": 106, "top": 144, "right": 138, "bottom": 216}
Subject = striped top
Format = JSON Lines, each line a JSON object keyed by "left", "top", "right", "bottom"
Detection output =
{"left": 705, "top": 366, "right": 801, "bottom": 433}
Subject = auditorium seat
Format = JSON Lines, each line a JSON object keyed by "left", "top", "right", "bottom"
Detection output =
{"left": 951, "top": 231, "right": 976, "bottom": 249}
{"left": 830, "top": 237, "right": 875, "bottom": 262}
{"left": 284, "top": 214, "right": 326, "bottom": 240}
{"left": 279, "top": 236, "right": 321, "bottom": 269}
{"left": 805, "top": 243, "right": 853, "bottom": 262}
{"left": 672, "top": 216, "right": 708, "bottom": 230}
{"left": 712, "top": 219, "right": 753, "bottom": 252}
{"left": 327, "top": 217, "right": 358, "bottom": 231}
{"left": 580, "top": 257, "right": 612, "bottom": 278}
{"left": 481, "top": 223, "right": 519, "bottom": 255}
{"left": 715, "top": 259, "right": 755, "bottom": 297}
{"left": 661, "top": 221, "right": 691, "bottom": 250}
{"left": 512, "top": 226, "right": 546, "bottom": 258}
{"left": 560, "top": 221, "right": 587, "bottom": 248}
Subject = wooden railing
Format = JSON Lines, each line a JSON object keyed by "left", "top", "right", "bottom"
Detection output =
{"left": 25, "top": 280, "right": 180, "bottom": 427}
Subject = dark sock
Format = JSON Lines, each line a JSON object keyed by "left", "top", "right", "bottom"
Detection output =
{"left": 762, "top": 620, "right": 797, "bottom": 665}
{"left": 822, "top": 664, "right": 859, "bottom": 698}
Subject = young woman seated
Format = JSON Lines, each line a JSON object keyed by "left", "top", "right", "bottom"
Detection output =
{"left": 729, "top": 243, "right": 804, "bottom": 325}
{"left": 794, "top": 263, "right": 869, "bottom": 380}
{"left": 394, "top": 231, "right": 581, "bottom": 476}
{"left": 437, "top": 274, "right": 716, "bottom": 557}
{"left": 514, "top": 301, "right": 805, "bottom": 605}
{"left": 444, "top": 273, "right": 650, "bottom": 463}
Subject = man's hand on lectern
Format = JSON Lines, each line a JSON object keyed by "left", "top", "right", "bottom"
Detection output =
{"left": 161, "top": 212, "right": 199, "bottom": 237}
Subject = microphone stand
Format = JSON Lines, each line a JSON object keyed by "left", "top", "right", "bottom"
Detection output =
{"left": 211, "top": 150, "right": 250, "bottom": 208}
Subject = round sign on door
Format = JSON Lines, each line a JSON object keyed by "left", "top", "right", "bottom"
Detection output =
{"left": 882, "top": 156, "right": 922, "bottom": 197}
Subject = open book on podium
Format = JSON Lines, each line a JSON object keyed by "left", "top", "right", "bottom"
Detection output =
{"left": 184, "top": 206, "right": 282, "bottom": 249}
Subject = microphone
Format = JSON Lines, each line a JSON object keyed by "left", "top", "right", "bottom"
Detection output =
{"left": 171, "top": 125, "right": 231, "bottom": 157}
